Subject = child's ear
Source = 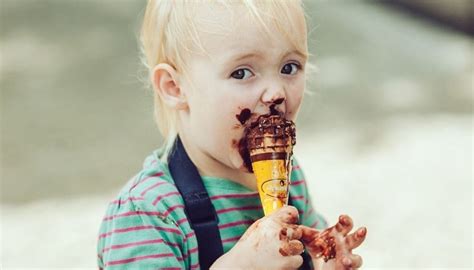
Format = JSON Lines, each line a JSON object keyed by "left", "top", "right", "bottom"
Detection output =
{"left": 152, "top": 63, "right": 188, "bottom": 110}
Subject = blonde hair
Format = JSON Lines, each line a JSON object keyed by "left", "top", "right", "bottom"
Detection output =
{"left": 139, "top": 0, "right": 312, "bottom": 162}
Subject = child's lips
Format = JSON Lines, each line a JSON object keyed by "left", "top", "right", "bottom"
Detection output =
{"left": 235, "top": 104, "right": 286, "bottom": 128}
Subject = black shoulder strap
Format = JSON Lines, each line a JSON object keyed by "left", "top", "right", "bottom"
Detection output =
{"left": 168, "top": 137, "right": 223, "bottom": 270}
{"left": 169, "top": 137, "right": 311, "bottom": 270}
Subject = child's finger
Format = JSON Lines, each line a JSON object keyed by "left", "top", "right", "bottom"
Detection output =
{"left": 279, "top": 240, "right": 304, "bottom": 256}
{"left": 345, "top": 227, "right": 367, "bottom": 250}
{"left": 281, "top": 255, "right": 304, "bottom": 269}
{"left": 281, "top": 224, "right": 303, "bottom": 240}
{"left": 341, "top": 254, "right": 363, "bottom": 268}
{"left": 298, "top": 225, "right": 320, "bottom": 243}
{"left": 280, "top": 225, "right": 303, "bottom": 244}
{"left": 335, "top": 215, "right": 353, "bottom": 236}
{"left": 272, "top": 205, "right": 299, "bottom": 224}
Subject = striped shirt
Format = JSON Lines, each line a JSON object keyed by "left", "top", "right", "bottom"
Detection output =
{"left": 97, "top": 149, "right": 328, "bottom": 269}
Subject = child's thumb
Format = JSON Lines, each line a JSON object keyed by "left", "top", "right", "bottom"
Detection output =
{"left": 271, "top": 205, "right": 299, "bottom": 224}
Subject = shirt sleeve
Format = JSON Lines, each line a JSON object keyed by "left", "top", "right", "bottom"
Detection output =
{"left": 290, "top": 158, "right": 328, "bottom": 230}
{"left": 98, "top": 198, "right": 186, "bottom": 270}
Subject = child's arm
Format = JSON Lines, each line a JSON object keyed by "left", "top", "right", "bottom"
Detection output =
{"left": 211, "top": 206, "right": 305, "bottom": 270}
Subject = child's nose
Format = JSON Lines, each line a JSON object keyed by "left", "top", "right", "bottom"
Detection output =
{"left": 260, "top": 83, "right": 286, "bottom": 106}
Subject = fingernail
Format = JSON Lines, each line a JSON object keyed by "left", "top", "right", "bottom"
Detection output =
{"left": 287, "top": 228, "right": 294, "bottom": 240}
{"left": 358, "top": 227, "right": 367, "bottom": 237}
{"left": 342, "top": 257, "right": 352, "bottom": 266}
{"left": 339, "top": 216, "right": 348, "bottom": 226}
{"left": 279, "top": 247, "right": 289, "bottom": 256}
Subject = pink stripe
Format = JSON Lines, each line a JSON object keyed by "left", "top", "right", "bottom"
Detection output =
{"left": 292, "top": 165, "right": 301, "bottom": 171}
{"left": 152, "top": 191, "right": 181, "bottom": 206}
{"left": 222, "top": 236, "right": 241, "bottom": 243}
{"left": 140, "top": 181, "right": 170, "bottom": 197}
{"left": 161, "top": 268, "right": 181, "bottom": 270}
{"left": 99, "top": 225, "right": 182, "bottom": 239}
{"left": 129, "top": 172, "right": 164, "bottom": 191}
{"left": 103, "top": 211, "right": 164, "bottom": 221}
{"left": 216, "top": 205, "right": 262, "bottom": 214}
{"left": 291, "top": 179, "right": 305, "bottom": 186}
{"left": 106, "top": 253, "right": 182, "bottom": 266}
{"left": 219, "top": 220, "right": 253, "bottom": 229}
{"left": 291, "top": 195, "right": 305, "bottom": 200}
{"left": 102, "top": 239, "right": 180, "bottom": 254}
{"left": 99, "top": 225, "right": 153, "bottom": 239}
{"left": 104, "top": 205, "right": 184, "bottom": 222}
{"left": 183, "top": 246, "right": 199, "bottom": 260}
{"left": 310, "top": 220, "right": 319, "bottom": 228}
{"left": 185, "top": 232, "right": 195, "bottom": 239}
{"left": 164, "top": 204, "right": 185, "bottom": 216}
{"left": 210, "top": 193, "right": 259, "bottom": 200}
{"left": 191, "top": 261, "right": 200, "bottom": 269}
{"left": 176, "top": 217, "right": 188, "bottom": 225}
{"left": 110, "top": 196, "right": 143, "bottom": 205}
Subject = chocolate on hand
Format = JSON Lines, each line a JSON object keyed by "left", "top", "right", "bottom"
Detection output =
{"left": 300, "top": 215, "right": 367, "bottom": 268}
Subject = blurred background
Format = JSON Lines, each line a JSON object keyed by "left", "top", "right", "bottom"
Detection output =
{"left": 1, "top": 0, "right": 472, "bottom": 268}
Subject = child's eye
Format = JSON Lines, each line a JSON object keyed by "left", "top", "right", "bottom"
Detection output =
{"left": 281, "top": 63, "right": 300, "bottom": 75}
{"left": 230, "top": 68, "right": 254, "bottom": 80}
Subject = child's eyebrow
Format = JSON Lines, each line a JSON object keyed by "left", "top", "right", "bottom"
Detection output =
{"left": 282, "top": 50, "right": 308, "bottom": 61}
{"left": 225, "top": 50, "right": 307, "bottom": 66}
{"left": 230, "top": 52, "right": 264, "bottom": 63}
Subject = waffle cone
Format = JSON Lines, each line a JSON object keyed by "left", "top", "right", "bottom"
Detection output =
{"left": 245, "top": 114, "right": 296, "bottom": 216}
{"left": 250, "top": 137, "right": 293, "bottom": 216}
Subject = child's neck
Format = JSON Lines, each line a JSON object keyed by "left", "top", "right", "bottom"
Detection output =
{"left": 179, "top": 134, "right": 258, "bottom": 192}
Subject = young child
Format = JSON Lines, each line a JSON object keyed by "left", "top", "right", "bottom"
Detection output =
{"left": 97, "top": 1, "right": 367, "bottom": 269}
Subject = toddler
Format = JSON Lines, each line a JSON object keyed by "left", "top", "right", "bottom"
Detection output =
{"left": 97, "top": 0, "right": 367, "bottom": 269}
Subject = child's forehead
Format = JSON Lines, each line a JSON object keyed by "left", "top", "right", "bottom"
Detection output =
{"left": 191, "top": 2, "right": 307, "bottom": 58}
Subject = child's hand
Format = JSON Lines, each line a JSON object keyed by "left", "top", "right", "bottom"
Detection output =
{"left": 211, "top": 206, "right": 305, "bottom": 270}
{"left": 300, "top": 215, "right": 367, "bottom": 270}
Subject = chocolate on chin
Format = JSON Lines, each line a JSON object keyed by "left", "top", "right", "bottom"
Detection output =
{"left": 245, "top": 114, "right": 296, "bottom": 216}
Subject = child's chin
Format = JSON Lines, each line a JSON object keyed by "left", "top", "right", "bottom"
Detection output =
{"left": 229, "top": 153, "right": 251, "bottom": 173}
{"left": 237, "top": 165, "right": 253, "bottom": 174}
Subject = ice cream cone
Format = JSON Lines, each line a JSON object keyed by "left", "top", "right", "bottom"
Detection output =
{"left": 246, "top": 115, "right": 296, "bottom": 216}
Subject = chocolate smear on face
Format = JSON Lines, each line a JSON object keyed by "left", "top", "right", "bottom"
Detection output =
{"left": 238, "top": 136, "right": 253, "bottom": 172}
{"left": 269, "top": 104, "right": 280, "bottom": 116}
{"left": 273, "top": 98, "right": 285, "bottom": 105}
{"left": 234, "top": 108, "right": 254, "bottom": 172}
{"left": 236, "top": 108, "right": 252, "bottom": 125}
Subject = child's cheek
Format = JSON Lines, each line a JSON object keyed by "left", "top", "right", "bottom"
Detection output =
{"left": 227, "top": 107, "right": 258, "bottom": 172}
{"left": 229, "top": 138, "right": 248, "bottom": 171}
{"left": 287, "top": 92, "right": 303, "bottom": 121}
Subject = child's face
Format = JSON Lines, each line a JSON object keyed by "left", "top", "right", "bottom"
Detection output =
{"left": 179, "top": 3, "right": 307, "bottom": 174}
